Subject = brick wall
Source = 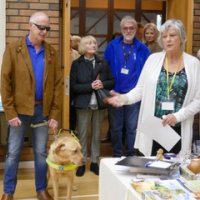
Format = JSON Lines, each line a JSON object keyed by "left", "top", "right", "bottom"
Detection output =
{"left": 193, "top": 0, "right": 200, "bottom": 55}
{"left": 6, "top": 0, "right": 60, "bottom": 50}
{"left": 193, "top": 0, "right": 200, "bottom": 140}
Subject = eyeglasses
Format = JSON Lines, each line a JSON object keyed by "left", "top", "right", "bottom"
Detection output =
{"left": 122, "top": 26, "right": 136, "bottom": 32}
{"left": 33, "top": 23, "right": 51, "bottom": 32}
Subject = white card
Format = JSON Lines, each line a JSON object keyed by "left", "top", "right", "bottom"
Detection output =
{"left": 161, "top": 101, "right": 174, "bottom": 111}
{"left": 121, "top": 68, "right": 129, "bottom": 74}
{"left": 137, "top": 116, "right": 181, "bottom": 151}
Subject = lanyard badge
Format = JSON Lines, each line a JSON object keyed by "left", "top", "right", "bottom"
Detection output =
{"left": 161, "top": 54, "right": 182, "bottom": 111}
{"left": 120, "top": 43, "right": 135, "bottom": 75}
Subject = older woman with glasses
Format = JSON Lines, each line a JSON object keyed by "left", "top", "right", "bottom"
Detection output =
{"left": 106, "top": 19, "right": 200, "bottom": 157}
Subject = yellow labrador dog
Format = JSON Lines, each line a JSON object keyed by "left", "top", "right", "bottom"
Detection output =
{"left": 47, "top": 129, "right": 83, "bottom": 200}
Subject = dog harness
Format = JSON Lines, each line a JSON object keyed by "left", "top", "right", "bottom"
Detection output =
{"left": 54, "top": 128, "right": 79, "bottom": 141}
{"left": 46, "top": 157, "right": 78, "bottom": 171}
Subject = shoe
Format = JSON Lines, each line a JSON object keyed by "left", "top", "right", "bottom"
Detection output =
{"left": 76, "top": 165, "right": 85, "bottom": 177}
{"left": 90, "top": 162, "right": 99, "bottom": 175}
{"left": 101, "top": 136, "right": 111, "bottom": 143}
{"left": 1, "top": 194, "right": 13, "bottom": 200}
{"left": 37, "top": 190, "right": 54, "bottom": 200}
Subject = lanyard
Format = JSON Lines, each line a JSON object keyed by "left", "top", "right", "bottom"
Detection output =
{"left": 165, "top": 55, "right": 182, "bottom": 99}
{"left": 122, "top": 43, "right": 134, "bottom": 67}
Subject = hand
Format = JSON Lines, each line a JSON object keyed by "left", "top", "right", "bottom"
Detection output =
{"left": 106, "top": 96, "right": 122, "bottom": 107}
{"left": 110, "top": 90, "right": 120, "bottom": 96}
{"left": 8, "top": 117, "right": 22, "bottom": 127}
{"left": 162, "top": 114, "right": 177, "bottom": 126}
{"left": 91, "top": 80, "right": 103, "bottom": 90}
{"left": 48, "top": 119, "right": 58, "bottom": 134}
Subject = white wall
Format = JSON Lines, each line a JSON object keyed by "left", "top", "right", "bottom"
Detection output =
{"left": 0, "top": 0, "right": 5, "bottom": 67}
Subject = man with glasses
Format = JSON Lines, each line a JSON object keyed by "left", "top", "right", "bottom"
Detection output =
{"left": 1, "top": 11, "right": 62, "bottom": 200}
{"left": 104, "top": 16, "right": 150, "bottom": 157}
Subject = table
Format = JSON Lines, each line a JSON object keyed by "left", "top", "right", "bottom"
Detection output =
{"left": 99, "top": 157, "right": 141, "bottom": 200}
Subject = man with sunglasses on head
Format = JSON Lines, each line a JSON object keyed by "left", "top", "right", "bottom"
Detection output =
{"left": 104, "top": 16, "right": 150, "bottom": 158}
{"left": 1, "top": 11, "right": 62, "bottom": 200}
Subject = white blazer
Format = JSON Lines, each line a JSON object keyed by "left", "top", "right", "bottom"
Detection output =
{"left": 119, "top": 51, "right": 200, "bottom": 156}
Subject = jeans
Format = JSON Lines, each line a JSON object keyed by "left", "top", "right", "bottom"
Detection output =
{"left": 109, "top": 103, "right": 140, "bottom": 157}
{"left": 3, "top": 104, "right": 48, "bottom": 194}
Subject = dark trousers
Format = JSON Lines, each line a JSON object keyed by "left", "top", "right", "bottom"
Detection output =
{"left": 108, "top": 103, "right": 140, "bottom": 157}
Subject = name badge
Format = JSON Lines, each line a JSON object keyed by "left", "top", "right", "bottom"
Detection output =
{"left": 161, "top": 102, "right": 174, "bottom": 111}
{"left": 121, "top": 67, "right": 129, "bottom": 75}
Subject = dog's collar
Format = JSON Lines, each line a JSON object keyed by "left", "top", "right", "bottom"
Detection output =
{"left": 46, "top": 157, "right": 78, "bottom": 171}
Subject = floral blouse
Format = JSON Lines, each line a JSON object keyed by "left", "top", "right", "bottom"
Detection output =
{"left": 154, "top": 66, "right": 188, "bottom": 126}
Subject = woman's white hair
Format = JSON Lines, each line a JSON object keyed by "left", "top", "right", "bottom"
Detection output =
{"left": 78, "top": 35, "right": 97, "bottom": 55}
{"left": 157, "top": 19, "right": 187, "bottom": 51}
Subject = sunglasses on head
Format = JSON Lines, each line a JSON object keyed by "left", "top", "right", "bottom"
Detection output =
{"left": 33, "top": 23, "right": 51, "bottom": 32}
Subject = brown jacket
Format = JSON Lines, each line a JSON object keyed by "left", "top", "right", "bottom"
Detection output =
{"left": 1, "top": 37, "right": 63, "bottom": 121}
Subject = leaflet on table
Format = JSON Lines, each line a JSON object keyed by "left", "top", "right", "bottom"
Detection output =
{"left": 131, "top": 179, "right": 195, "bottom": 200}
{"left": 184, "top": 180, "right": 200, "bottom": 193}
{"left": 143, "top": 190, "right": 194, "bottom": 200}
{"left": 137, "top": 116, "right": 181, "bottom": 151}
{"left": 179, "top": 180, "right": 200, "bottom": 198}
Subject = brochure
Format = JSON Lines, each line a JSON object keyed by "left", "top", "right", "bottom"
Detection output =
{"left": 181, "top": 180, "right": 200, "bottom": 198}
{"left": 131, "top": 179, "right": 195, "bottom": 200}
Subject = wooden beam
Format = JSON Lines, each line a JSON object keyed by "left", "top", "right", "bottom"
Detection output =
{"left": 62, "top": 0, "right": 71, "bottom": 128}
{"left": 107, "top": 0, "right": 114, "bottom": 41}
{"left": 161, "top": 1, "right": 166, "bottom": 24}
{"left": 79, "top": 0, "right": 86, "bottom": 36}
{"left": 135, "top": 0, "right": 142, "bottom": 22}
{"left": 167, "top": 0, "right": 193, "bottom": 53}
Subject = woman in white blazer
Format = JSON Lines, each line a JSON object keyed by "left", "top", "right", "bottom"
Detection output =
{"left": 107, "top": 19, "right": 200, "bottom": 157}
